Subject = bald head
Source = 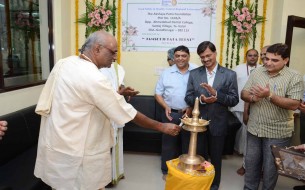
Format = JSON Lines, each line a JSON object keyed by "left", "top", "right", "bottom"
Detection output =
{"left": 80, "top": 30, "right": 116, "bottom": 53}
{"left": 80, "top": 30, "right": 118, "bottom": 69}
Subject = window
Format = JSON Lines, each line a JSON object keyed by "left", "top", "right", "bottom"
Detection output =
{"left": 0, "top": 0, "right": 53, "bottom": 92}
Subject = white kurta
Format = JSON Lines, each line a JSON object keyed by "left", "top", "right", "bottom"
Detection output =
{"left": 34, "top": 56, "right": 137, "bottom": 190}
{"left": 100, "top": 63, "right": 125, "bottom": 184}
{"left": 230, "top": 63, "right": 257, "bottom": 154}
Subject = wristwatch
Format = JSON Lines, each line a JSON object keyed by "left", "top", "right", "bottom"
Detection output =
{"left": 267, "top": 92, "right": 273, "bottom": 101}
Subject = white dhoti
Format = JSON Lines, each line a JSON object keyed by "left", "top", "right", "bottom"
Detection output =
{"left": 100, "top": 63, "right": 126, "bottom": 184}
{"left": 111, "top": 125, "right": 124, "bottom": 184}
{"left": 233, "top": 111, "right": 247, "bottom": 155}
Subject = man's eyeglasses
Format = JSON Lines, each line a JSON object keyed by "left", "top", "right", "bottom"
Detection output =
{"left": 99, "top": 45, "right": 117, "bottom": 56}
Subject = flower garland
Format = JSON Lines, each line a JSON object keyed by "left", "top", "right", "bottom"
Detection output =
{"left": 224, "top": 0, "right": 233, "bottom": 68}
{"left": 77, "top": 0, "right": 116, "bottom": 37}
{"left": 229, "top": 0, "right": 238, "bottom": 69}
{"left": 117, "top": 0, "right": 122, "bottom": 64}
{"left": 243, "top": 0, "right": 250, "bottom": 63}
{"left": 75, "top": 0, "right": 79, "bottom": 55}
{"left": 219, "top": 0, "right": 227, "bottom": 66}
{"left": 260, "top": 0, "right": 268, "bottom": 64}
{"left": 252, "top": 0, "right": 258, "bottom": 49}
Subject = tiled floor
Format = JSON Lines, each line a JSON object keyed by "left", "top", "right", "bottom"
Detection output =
{"left": 108, "top": 152, "right": 304, "bottom": 190}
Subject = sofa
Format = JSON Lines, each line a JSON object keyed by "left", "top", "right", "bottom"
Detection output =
{"left": 0, "top": 96, "right": 240, "bottom": 189}
{"left": 123, "top": 95, "right": 164, "bottom": 153}
{"left": 0, "top": 105, "right": 51, "bottom": 190}
{"left": 123, "top": 95, "right": 241, "bottom": 154}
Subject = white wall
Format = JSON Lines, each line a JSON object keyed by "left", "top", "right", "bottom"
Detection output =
{"left": 2, "top": 0, "right": 305, "bottom": 115}
{"left": 0, "top": 86, "right": 43, "bottom": 115}
{"left": 275, "top": 0, "right": 305, "bottom": 76}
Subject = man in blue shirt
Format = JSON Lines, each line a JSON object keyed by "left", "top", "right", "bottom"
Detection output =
{"left": 155, "top": 45, "right": 197, "bottom": 180}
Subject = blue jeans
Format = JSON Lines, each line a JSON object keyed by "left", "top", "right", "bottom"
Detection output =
{"left": 244, "top": 132, "right": 291, "bottom": 190}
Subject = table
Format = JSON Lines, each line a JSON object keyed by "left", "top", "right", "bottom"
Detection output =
{"left": 165, "top": 158, "right": 215, "bottom": 190}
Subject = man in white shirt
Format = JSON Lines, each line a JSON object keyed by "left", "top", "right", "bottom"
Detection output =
{"left": 34, "top": 31, "right": 180, "bottom": 190}
{"left": 231, "top": 49, "right": 259, "bottom": 175}
{"left": 100, "top": 63, "right": 139, "bottom": 186}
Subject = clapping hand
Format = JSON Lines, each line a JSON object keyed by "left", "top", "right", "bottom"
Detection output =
{"left": 200, "top": 83, "right": 217, "bottom": 104}
{"left": 250, "top": 84, "right": 270, "bottom": 99}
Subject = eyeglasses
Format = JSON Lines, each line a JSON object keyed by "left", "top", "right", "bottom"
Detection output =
{"left": 199, "top": 53, "right": 213, "bottom": 61}
{"left": 99, "top": 45, "right": 117, "bottom": 56}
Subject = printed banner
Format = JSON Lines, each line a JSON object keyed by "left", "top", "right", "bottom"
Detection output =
{"left": 122, "top": 0, "right": 217, "bottom": 52}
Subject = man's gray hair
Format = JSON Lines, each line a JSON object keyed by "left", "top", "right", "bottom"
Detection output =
{"left": 79, "top": 31, "right": 106, "bottom": 53}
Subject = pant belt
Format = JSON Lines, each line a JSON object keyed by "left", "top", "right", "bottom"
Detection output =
{"left": 171, "top": 109, "right": 183, "bottom": 113}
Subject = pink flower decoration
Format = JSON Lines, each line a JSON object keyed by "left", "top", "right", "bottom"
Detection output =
{"left": 237, "top": 14, "right": 245, "bottom": 22}
{"left": 231, "top": 20, "right": 238, "bottom": 26}
{"left": 236, "top": 22, "right": 242, "bottom": 28}
{"left": 236, "top": 27, "right": 244, "bottom": 33}
{"left": 233, "top": 10, "right": 240, "bottom": 17}
{"left": 246, "top": 15, "right": 251, "bottom": 21}
{"left": 242, "top": 7, "right": 248, "bottom": 13}
{"left": 103, "top": 15, "right": 109, "bottom": 20}
{"left": 251, "top": 19, "right": 257, "bottom": 24}
{"left": 106, "top": 10, "right": 112, "bottom": 15}
{"left": 95, "top": 13, "right": 100, "bottom": 19}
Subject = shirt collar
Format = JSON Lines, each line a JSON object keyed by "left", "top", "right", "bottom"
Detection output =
{"left": 170, "top": 63, "right": 191, "bottom": 73}
{"left": 263, "top": 65, "right": 287, "bottom": 77}
{"left": 206, "top": 63, "right": 218, "bottom": 74}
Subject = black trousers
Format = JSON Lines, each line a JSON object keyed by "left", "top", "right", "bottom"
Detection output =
{"left": 161, "top": 111, "right": 189, "bottom": 174}
{"left": 184, "top": 128, "right": 225, "bottom": 187}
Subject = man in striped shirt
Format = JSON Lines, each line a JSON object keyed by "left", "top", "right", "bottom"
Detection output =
{"left": 241, "top": 43, "right": 304, "bottom": 190}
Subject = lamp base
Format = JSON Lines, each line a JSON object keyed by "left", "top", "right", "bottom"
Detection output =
{"left": 177, "top": 154, "right": 205, "bottom": 173}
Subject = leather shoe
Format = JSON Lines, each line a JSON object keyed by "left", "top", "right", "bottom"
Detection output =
{"left": 210, "top": 184, "right": 219, "bottom": 190}
{"left": 293, "top": 185, "right": 305, "bottom": 190}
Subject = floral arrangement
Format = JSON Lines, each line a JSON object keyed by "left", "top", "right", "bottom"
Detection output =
{"left": 122, "top": 20, "right": 138, "bottom": 51}
{"left": 77, "top": 1, "right": 116, "bottom": 37}
{"left": 224, "top": 1, "right": 264, "bottom": 47}
{"left": 223, "top": 0, "right": 265, "bottom": 68}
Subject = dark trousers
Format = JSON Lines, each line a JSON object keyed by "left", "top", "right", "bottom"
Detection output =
{"left": 161, "top": 111, "right": 189, "bottom": 174}
{"left": 244, "top": 132, "right": 290, "bottom": 190}
{"left": 300, "top": 112, "right": 305, "bottom": 144}
{"left": 184, "top": 129, "right": 225, "bottom": 188}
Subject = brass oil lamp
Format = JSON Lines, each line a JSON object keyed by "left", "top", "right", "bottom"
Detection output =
{"left": 177, "top": 97, "right": 210, "bottom": 173}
